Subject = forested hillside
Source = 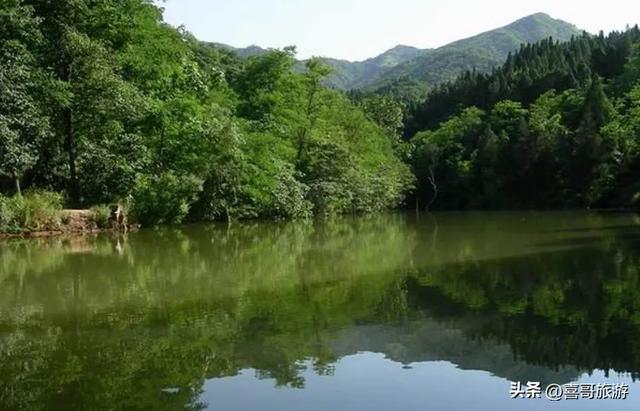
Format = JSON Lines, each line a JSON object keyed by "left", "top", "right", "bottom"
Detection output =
{"left": 306, "top": 45, "right": 425, "bottom": 90}
{"left": 0, "top": 0, "right": 412, "bottom": 228}
{"left": 213, "top": 42, "right": 425, "bottom": 91}
{"left": 216, "top": 13, "right": 580, "bottom": 97}
{"left": 367, "top": 13, "right": 581, "bottom": 100}
{"left": 409, "top": 27, "right": 640, "bottom": 210}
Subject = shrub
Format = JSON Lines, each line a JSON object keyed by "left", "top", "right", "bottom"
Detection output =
{"left": 0, "top": 190, "right": 64, "bottom": 233}
{"left": 90, "top": 204, "right": 112, "bottom": 229}
{"left": 131, "top": 172, "right": 203, "bottom": 226}
{"left": 272, "top": 167, "right": 312, "bottom": 219}
{"left": 308, "top": 181, "right": 353, "bottom": 216}
{"left": 0, "top": 194, "right": 17, "bottom": 233}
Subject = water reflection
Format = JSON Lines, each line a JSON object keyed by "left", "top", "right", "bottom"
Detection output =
{"left": 0, "top": 212, "right": 639, "bottom": 410}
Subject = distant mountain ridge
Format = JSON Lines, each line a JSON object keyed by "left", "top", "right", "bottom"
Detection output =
{"left": 211, "top": 13, "right": 582, "bottom": 93}
{"left": 210, "top": 42, "right": 271, "bottom": 59}
{"left": 366, "top": 13, "right": 582, "bottom": 93}
{"left": 210, "top": 42, "right": 425, "bottom": 90}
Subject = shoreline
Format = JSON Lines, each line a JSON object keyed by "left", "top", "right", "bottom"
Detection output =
{"left": 0, "top": 209, "right": 133, "bottom": 240}
{"left": 2, "top": 207, "right": 637, "bottom": 241}
{"left": 0, "top": 228, "right": 105, "bottom": 240}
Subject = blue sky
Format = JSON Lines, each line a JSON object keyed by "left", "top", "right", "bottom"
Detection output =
{"left": 159, "top": 0, "right": 640, "bottom": 61}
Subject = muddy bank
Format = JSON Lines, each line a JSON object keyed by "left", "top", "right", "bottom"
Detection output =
{"left": 0, "top": 209, "right": 135, "bottom": 239}
{"left": 0, "top": 210, "right": 98, "bottom": 239}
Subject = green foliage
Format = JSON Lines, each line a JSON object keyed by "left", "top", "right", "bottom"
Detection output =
{"left": 0, "top": 190, "right": 63, "bottom": 233}
{"left": 222, "top": 43, "right": 424, "bottom": 91}
{"left": 300, "top": 92, "right": 414, "bottom": 215}
{"left": 412, "top": 108, "right": 484, "bottom": 208}
{"left": 368, "top": 13, "right": 580, "bottom": 99}
{"left": 10, "top": 2, "right": 636, "bottom": 222}
{"left": 408, "top": 28, "right": 640, "bottom": 133}
{"left": 409, "top": 25, "right": 640, "bottom": 210}
{"left": 0, "top": 0, "right": 49, "bottom": 195}
{"left": 356, "top": 95, "right": 407, "bottom": 152}
{"left": 312, "top": 45, "right": 423, "bottom": 90}
{"left": 272, "top": 165, "right": 313, "bottom": 219}
{"left": 220, "top": 13, "right": 578, "bottom": 102}
{"left": 89, "top": 204, "right": 112, "bottom": 229}
{"left": 131, "top": 173, "right": 203, "bottom": 226}
{"left": 0, "top": 0, "right": 412, "bottom": 229}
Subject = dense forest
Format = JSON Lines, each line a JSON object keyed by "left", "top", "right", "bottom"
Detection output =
{"left": 0, "top": 0, "right": 412, "bottom": 229}
{"left": 1, "top": 1, "right": 640, "bottom": 232}
{"left": 408, "top": 29, "right": 640, "bottom": 209}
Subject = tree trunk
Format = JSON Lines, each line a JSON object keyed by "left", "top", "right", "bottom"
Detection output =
{"left": 157, "top": 123, "right": 166, "bottom": 172}
{"left": 64, "top": 106, "right": 80, "bottom": 205}
{"left": 62, "top": 63, "right": 80, "bottom": 206}
{"left": 14, "top": 175, "right": 21, "bottom": 197}
{"left": 426, "top": 167, "right": 438, "bottom": 211}
{"left": 296, "top": 83, "right": 319, "bottom": 166}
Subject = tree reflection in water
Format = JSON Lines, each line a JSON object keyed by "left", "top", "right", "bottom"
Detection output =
{"left": 0, "top": 212, "right": 639, "bottom": 410}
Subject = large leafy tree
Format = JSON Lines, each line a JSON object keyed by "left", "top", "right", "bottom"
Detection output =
{"left": 0, "top": 0, "right": 49, "bottom": 195}
{"left": 0, "top": 0, "right": 412, "bottom": 223}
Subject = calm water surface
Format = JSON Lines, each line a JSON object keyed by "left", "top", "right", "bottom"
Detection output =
{"left": 1, "top": 211, "right": 640, "bottom": 410}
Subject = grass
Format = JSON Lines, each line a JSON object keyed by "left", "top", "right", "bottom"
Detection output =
{"left": 90, "top": 204, "right": 112, "bottom": 229}
{"left": 0, "top": 190, "right": 64, "bottom": 234}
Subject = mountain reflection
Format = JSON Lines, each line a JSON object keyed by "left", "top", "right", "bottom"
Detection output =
{"left": 0, "top": 212, "right": 639, "bottom": 410}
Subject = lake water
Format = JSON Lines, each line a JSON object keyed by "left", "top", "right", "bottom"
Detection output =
{"left": 1, "top": 211, "right": 640, "bottom": 410}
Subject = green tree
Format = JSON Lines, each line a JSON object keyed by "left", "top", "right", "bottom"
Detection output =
{"left": 0, "top": 0, "right": 49, "bottom": 195}
{"left": 412, "top": 107, "right": 483, "bottom": 209}
{"left": 295, "top": 58, "right": 332, "bottom": 166}
{"left": 0, "top": 0, "right": 411, "bottom": 226}
{"left": 357, "top": 95, "right": 408, "bottom": 157}
{"left": 570, "top": 76, "right": 615, "bottom": 205}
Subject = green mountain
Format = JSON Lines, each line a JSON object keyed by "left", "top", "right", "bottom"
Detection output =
{"left": 211, "top": 42, "right": 423, "bottom": 89}
{"left": 312, "top": 45, "right": 424, "bottom": 89}
{"left": 208, "top": 42, "right": 271, "bottom": 59}
{"left": 365, "top": 13, "right": 582, "bottom": 93}
{"left": 210, "top": 13, "right": 581, "bottom": 93}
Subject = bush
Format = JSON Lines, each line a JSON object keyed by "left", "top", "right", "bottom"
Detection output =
{"left": 0, "top": 195, "right": 17, "bottom": 233}
{"left": 90, "top": 204, "right": 112, "bottom": 229}
{"left": 272, "top": 167, "right": 312, "bottom": 219}
{"left": 0, "top": 190, "right": 64, "bottom": 233}
{"left": 131, "top": 172, "right": 203, "bottom": 226}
